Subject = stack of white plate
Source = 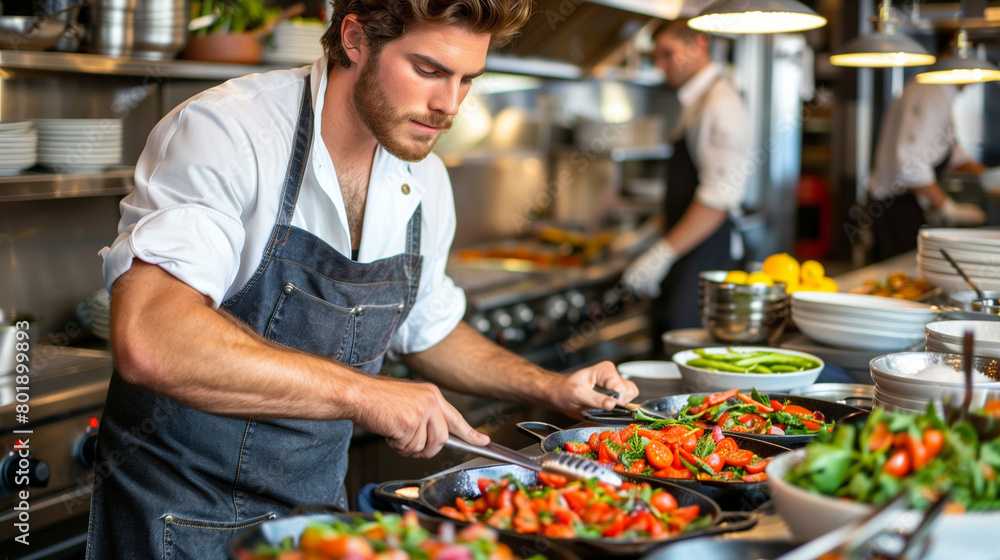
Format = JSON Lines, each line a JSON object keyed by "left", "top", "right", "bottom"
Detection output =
{"left": 34, "top": 119, "right": 122, "bottom": 173}
{"left": 918, "top": 228, "right": 1000, "bottom": 292}
{"left": 262, "top": 21, "right": 326, "bottom": 65}
{"left": 870, "top": 351, "right": 1000, "bottom": 415}
{"left": 926, "top": 320, "right": 1000, "bottom": 358}
{"left": 76, "top": 289, "right": 110, "bottom": 341}
{"left": 0, "top": 121, "right": 38, "bottom": 176}
{"left": 791, "top": 292, "right": 935, "bottom": 351}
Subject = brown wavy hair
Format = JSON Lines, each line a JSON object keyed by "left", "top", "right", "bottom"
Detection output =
{"left": 322, "top": 0, "right": 533, "bottom": 69}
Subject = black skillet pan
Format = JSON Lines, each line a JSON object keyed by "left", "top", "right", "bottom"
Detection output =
{"left": 583, "top": 392, "right": 867, "bottom": 447}
{"left": 373, "top": 464, "right": 757, "bottom": 558}
{"left": 228, "top": 504, "right": 583, "bottom": 560}
{"left": 517, "top": 421, "right": 787, "bottom": 511}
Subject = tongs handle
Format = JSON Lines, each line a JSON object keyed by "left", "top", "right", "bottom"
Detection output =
{"left": 445, "top": 435, "right": 541, "bottom": 473}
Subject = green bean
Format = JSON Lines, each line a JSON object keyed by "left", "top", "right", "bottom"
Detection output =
{"left": 770, "top": 364, "right": 803, "bottom": 373}
{"left": 686, "top": 358, "right": 748, "bottom": 373}
{"left": 733, "top": 354, "right": 820, "bottom": 368}
{"left": 750, "top": 364, "right": 774, "bottom": 374}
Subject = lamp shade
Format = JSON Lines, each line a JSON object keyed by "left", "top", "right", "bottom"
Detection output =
{"left": 688, "top": 0, "right": 828, "bottom": 34}
{"left": 830, "top": 32, "right": 936, "bottom": 67}
{"left": 915, "top": 55, "right": 1000, "bottom": 84}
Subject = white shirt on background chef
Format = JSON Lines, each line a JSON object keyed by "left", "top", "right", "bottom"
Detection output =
{"left": 99, "top": 57, "right": 467, "bottom": 355}
{"left": 869, "top": 81, "right": 975, "bottom": 201}
{"left": 674, "top": 61, "right": 750, "bottom": 215}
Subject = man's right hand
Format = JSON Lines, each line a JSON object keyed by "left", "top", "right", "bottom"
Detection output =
{"left": 352, "top": 377, "right": 489, "bottom": 458}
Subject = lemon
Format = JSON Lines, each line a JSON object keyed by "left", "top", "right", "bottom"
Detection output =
{"left": 746, "top": 272, "right": 774, "bottom": 286}
{"left": 762, "top": 253, "right": 799, "bottom": 292}
{"left": 724, "top": 270, "right": 749, "bottom": 284}
{"left": 817, "top": 277, "right": 838, "bottom": 292}
{"left": 800, "top": 260, "right": 825, "bottom": 283}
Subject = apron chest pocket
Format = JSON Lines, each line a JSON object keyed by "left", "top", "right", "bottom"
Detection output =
{"left": 264, "top": 284, "right": 404, "bottom": 366}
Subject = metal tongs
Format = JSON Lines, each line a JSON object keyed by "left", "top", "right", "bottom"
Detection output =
{"left": 775, "top": 491, "right": 951, "bottom": 560}
{"left": 445, "top": 435, "right": 623, "bottom": 487}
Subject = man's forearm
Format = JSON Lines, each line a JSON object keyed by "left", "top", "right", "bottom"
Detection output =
{"left": 402, "top": 322, "right": 558, "bottom": 407}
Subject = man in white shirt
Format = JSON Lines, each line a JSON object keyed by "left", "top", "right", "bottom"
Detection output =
{"left": 867, "top": 78, "right": 987, "bottom": 260}
{"left": 87, "top": 1, "right": 638, "bottom": 558}
{"left": 622, "top": 19, "right": 749, "bottom": 355}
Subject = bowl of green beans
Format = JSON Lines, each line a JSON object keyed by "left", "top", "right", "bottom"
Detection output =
{"left": 671, "top": 346, "right": 824, "bottom": 393}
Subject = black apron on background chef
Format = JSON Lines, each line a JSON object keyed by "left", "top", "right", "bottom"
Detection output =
{"left": 621, "top": 19, "right": 749, "bottom": 358}
{"left": 867, "top": 78, "right": 988, "bottom": 262}
{"left": 87, "top": 75, "right": 424, "bottom": 559}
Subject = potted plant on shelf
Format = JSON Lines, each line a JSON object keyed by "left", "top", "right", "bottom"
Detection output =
{"left": 181, "top": 0, "right": 299, "bottom": 65}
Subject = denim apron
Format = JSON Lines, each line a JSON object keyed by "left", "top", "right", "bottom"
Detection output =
{"left": 87, "top": 75, "right": 423, "bottom": 560}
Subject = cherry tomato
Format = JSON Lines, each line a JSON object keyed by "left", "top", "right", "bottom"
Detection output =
{"left": 477, "top": 478, "right": 496, "bottom": 495}
{"left": 741, "top": 473, "right": 767, "bottom": 482}
{"left": 654, "top": 466, "right": 694, "bottom": 479}
{"left": 650, "top": 490, "right": 678, "bottom": 512}
{"left": 680, "top": 433, "right": 698, "bottom": 453}
{"left": 868, "top": 422, "right": 893, "bottom": 452}
{"left": 564, "top": 441, "right": 592, "bottom": 455}
{"left": 714, "top": 437, "right": 739, "bottom": 458}
{"left": 738, "top": 413, "right": 765, "bottom": 430}
{"left": 645, "top": 440, "right": 674, "bottom": 470}
{"left": 744, "top": 457, "right": 770, "bottom": 474}
{"left": 542, "top": 523, "right": 575, "bottom": 539}
{"left": 769, "top": 399, "right": 784, "bottom": 411}
{"left": 618, "top": 424, "right": 637, "bottom": 442}
{"left": 905, "top": 434, "right": 930, "bottom": 469}
{"left": 923, "top": 429, "right": 944, "bottom": 458}
{"left": 562, "top": 489, "right": 591, "bottom": 511}
{"left": 588, "top": 431, "right": 601, "bottom": 451}
{"left": 716, "top": 411, "right": 731, "bottom": 429}
{"left": 627, "top": 459, "right": 646, "bottom": 475}
{"left": 884, "top": 449, "right": 911, "bottom": 477}
{"left": 660, "top": 425, "right": 691, "bottom": 444}
{"left": 637, "top": 427, "right": 665, "bottom": 442}
{"left": 438, "top": 505, "right": 465, "bottom": 522}
{"left": 703, "top": 453, "right": 724, "bottom": 473}
{"left": 723, "top": 449, "right": 754, "bottom": 468}
{"left": 538, "top": 472, "right": 568, "bottom": 488}
{"left": 671, "top": 505, "right": 701, "bottom": 523}
{"left": 802, "top": 420, "right": 821, "bottom": 432}
{"left": 705, "top": 388, "right": 739, "bottom": 407}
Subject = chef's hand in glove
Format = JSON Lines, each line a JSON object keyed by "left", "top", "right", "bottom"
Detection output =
{"left": 937, "top": 197, "right": 986, "bottom": 227}
{"left": 621, "top": 239, "right": 677, "bottom": 299}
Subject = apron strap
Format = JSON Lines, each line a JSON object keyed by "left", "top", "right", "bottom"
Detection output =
{"left": 275, "top": 74, "right": 315, "bottom": 229}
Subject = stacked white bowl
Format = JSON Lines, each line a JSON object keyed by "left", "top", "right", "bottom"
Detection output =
{"left": 35, "top": 119, "right": 123, "bottom": 173}
{"left": 791, "top": 292, "right": 935, "bottom": 351}
{"left": 0, "top": 121, "right": 37, "bottom": 176}
{"left": 926, "top": 320, "right": 1000, "bottom": 358}
{"left": 262, "top": 21, "right": 326, "bottom": 65}
{"left": 870, "top": 351, "right": 1000, "bottom": 414}
{"left": 918, "top": 228, "right": 1000, "bottom": 292}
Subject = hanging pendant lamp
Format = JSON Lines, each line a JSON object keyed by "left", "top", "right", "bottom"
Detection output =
{"left": 688, "top": 0, "right": 827, "bottom": 34}
{"left": 916, "top": 28, "right": 1000, "bottom": 84}
{"left": 830, "top": 0, "right": 935, "bottom": 67}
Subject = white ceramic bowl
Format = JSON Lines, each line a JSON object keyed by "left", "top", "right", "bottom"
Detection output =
{"left": 926, "top": 320, "right": 1000, "bottom": 347}
{"left": 794, "top": 315, "right": 924, "bottom": 351}
{"left": 616, "top": 361, "right": 681, "bottom": 380}
{"left": 791, "top": 307, "right": 927, "bottom": 335}
{"left": 926, "top": 338, "right": 1000, "bottom": 360}
{"left": 919, "top": 268, "right": 1000, "bottom": 293}
{"left": 869, "top": 352, "right": 1000, "bottom": 406}
{"left": 919, "top": 227, "right": 1000, "bottom": 247}
{"left": 767, "top": 449, "right": 999, "bottom": 559}
{"left": 671, "top": 346, "right": 823, "bottom": 393}
{"left": 791, "top": 292, "right": 939, "bottom": 320}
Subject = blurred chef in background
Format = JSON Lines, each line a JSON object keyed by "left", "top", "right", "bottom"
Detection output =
{"left": 621, "top": 18, "right": 750, "bottom": 357}
{"left": 867, "top": 37, "right": 988, "bottom": 261}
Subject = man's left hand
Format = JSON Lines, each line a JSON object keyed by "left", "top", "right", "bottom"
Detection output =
{"left": 546, "top": 361, "right": 639, "bottom": 418}
{"left": 621, "top": 239, "right": 676, "bottom": 299}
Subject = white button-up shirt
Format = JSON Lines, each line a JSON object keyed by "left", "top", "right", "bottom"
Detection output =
{"left": 869, "top": 81, "right": 972, "bottom": 200}
{"left": 674, "top": 62, "right": 750, "bottom": 212}
{"left": 100, "top": 57, "right": 466, "bottom": 355}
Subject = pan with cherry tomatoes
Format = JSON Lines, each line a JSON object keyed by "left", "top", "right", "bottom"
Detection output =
{"left": 583, "top": 390, "right": 865, "bottom": 447}
{"left": 373, "top": 464, "right": 757, "bottom": 557}
{"left": 516, "top": 422, "right": 789, "bottom": 510}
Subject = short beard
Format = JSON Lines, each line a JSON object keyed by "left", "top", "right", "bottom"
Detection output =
{"left": 352, "top": 50, "right": 452, "bottom": 162}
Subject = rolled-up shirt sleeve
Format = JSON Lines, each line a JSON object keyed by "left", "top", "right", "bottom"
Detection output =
{"left": 99, "top": 100, "right": 255, "bottom": 306}
{"left": 693, "top": 88, "right": 750, "bottom": 211}
{"left": 389, "top": 161, "right": 467, "bottom": 355}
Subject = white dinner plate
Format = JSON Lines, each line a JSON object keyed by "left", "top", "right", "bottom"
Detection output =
{"left": 794, "top": 316, "right": 924, "bottom": 351}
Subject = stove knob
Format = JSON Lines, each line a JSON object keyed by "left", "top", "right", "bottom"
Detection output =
{"left": 511, "top": 304, "right": 534, "bottom": 325}
{"left": 467, "top": 313, "right": 491, "bottom": 334}
{"left": 489, "top": 309, "right": 513, "bottom": 329}
{"left": 544, "top": 295, "right": 569, "bottom": 321}
{"left": 76, "top": 432, "right": 99, "bottom": 468}
{"left": 566, "top": 290, "right": 587, "bottom": 309}
{"left": 0, "top": 452, "right": 50, "bottom": 494}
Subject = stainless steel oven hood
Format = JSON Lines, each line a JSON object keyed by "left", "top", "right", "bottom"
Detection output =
{"left": 493, "top": 0, "right": 682, "bottom": 72}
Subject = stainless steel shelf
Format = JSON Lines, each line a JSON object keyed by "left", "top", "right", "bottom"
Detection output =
{"left": 0, "top": 49, "right": 299, "bottom": 80}
{"left": 0, "top": 167, "right": 134, "bottom": 201}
